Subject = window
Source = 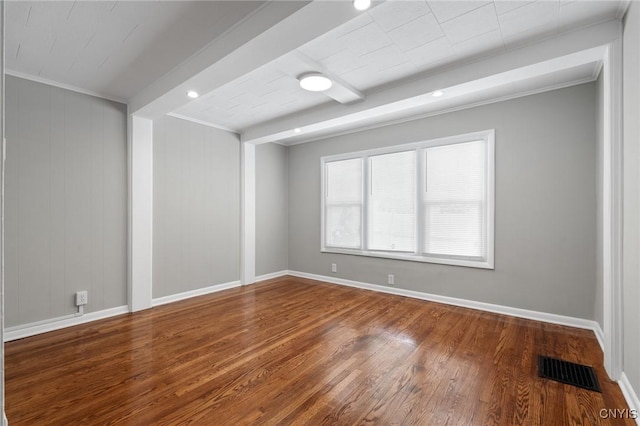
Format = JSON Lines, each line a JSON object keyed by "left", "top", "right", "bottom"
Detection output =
{"left": 321, "top": 130, "right": 494, "bottom": 269}
{"left": 325, "top": 158, "right": 362, "bottom": 249}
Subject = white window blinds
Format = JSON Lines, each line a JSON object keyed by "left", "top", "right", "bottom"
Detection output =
{"left": 423, "top": 140, "right": 486, "bottom": 259}
{"left": 325, "top": 158, "right": 362, "bottom": 249}
{"left": 368, "top": 151, "right": 416, "bottom": 252}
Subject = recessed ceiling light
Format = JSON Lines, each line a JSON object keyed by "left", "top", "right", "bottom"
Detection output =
{"left": 187, "top": 90, "right": 199, "bottom": 99}
{"left": 298, "top": 73, "right": 333, "bottom": 92}
{"left": 432, "top": 90, "right": 444, "bottom": 97}
{"left": 294, "top": 128, "right": 302, "bottom": 133}
{"left": 353, "top": 0, "right": 371, "bottom": 11}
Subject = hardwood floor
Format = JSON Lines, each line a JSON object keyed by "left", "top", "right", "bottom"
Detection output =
{"left": 5, "top": 276, "right": 634, "bottom": 425}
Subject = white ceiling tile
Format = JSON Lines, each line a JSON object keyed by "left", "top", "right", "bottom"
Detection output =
{"left": 320, "top": 49, "right": 368, "bottom": 76}
{"left": 6, "top": 1, "right": 31, "bottom": 26}
{"left": 329, "top": 12, "right": 375, "bottom": 39}
{"left": 339, "top": 22, "right": 394, "bottom": 56}
{"left": 26, "top": 2, "right": 74, "bottom": 32}
{"left": 298, "top": 38, "right": 346, "bottom": 63}
{"left": 452, "top": 29, "right": 504, "bottom": 56}
{"left": 501, "top": 20, "right": 558, "bottom": 47}
{"left": 298, "top": 13, "right": 373, "bottom": 61}
{"left": 404, "top": 36, "right": 456, "bottom": 68}
{"left": 387, "top": 13, "right": 445, "bottom": 51}
{"left": 338, "top": 65, "right": 385, "bottom": 89}
{"left": 367, "top": 0, "right": 432, "bottom": 32}
{"left": 359, "top": 44, "right": 414, "bottom": 72}
{"left": 498, "top": 0, "right": 560, "bottom": 39}
{"left": 7, "top": 1, "right": 267, "bottom": 101}
{"left": 494, "top": 1, "right": 535, "bottom": 15}
{"left": 442, "top": 4, "right": 500, "bottom": 45}
{"left": 428, "top": 1, "right": 492, "bottom": 23}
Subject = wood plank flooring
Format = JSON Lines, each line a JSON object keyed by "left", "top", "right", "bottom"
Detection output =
{"left": 5, "top": 276, "right": 634, "bottom": 425}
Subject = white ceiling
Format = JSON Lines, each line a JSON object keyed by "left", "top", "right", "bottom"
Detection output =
{"left": 5, "top": 0, "right": 626, "bottom": 143}
{"left": 5, "top": 1, "right": 266, "bottom": 101}
{"left": 174, "top": 0, "right": 623, "bottom": 131}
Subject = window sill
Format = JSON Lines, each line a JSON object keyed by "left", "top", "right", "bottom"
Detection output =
{"left": 321, "top": 247, "right": 494, "bottom": 270}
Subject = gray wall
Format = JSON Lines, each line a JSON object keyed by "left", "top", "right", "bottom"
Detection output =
{"left": 288, "top": 83, "right": 597, "bottom": 319}
{"left": 256, "top": 142, "right": 289, "bottom": 276}
{"left": 153, "top": 115, "right": 240, "bottom": 298}
{"left": 4, "top": 76, "right": 128, "bottom": 327}
{"left": 595, "top": 72, "right": 604, "bottom": 330}
{"left": 622, "top": 0, "right": 640, "bottom": 398}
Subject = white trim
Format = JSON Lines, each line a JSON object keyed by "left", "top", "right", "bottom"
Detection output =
{"left": 320, "top": 130, "right": 495, "bottom": 270}
{"left": 254, "top": 270, "right": 290, "bottom": 282}
{"left": 288, "top": 270, "right": 601, "bottom": 332}
{"left": 241, "top": 143, "right": 256, "bottom": 285}
{"left": 5, "top": 69, "right": 127, "bottom": 104}
{"left": 4, "top": 306, "right": 130, "bottom": 342}
{"left": 1, "top": 2, "right": 6, "bottom": 422}
{"left": 152, "top": 281, "right": 241, "bottom": 307}
{"left": 130, "top": 116, "right": 154, "bottom": 312}
{"left": 166, "top": 113, "right": 239, "bottom": 135}
{"left": 602, "top": 37, "right": 624, "bottom": 380}
{"left": 594, "top": 322, "right": 605, "bottom": 354}
{"left": 619, "top": 373, "right": 640, "bottom": 424}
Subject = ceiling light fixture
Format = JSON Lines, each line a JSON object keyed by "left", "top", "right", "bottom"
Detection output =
{"left": 294, "top": 128, "right": 302, "bottom": 133}
{"left": 298, "top": 72, "right": 333, "bottom": 92}
{"left": 186, "top": 90, "right": 199, "bottom": 99}
{"left": 353, "top": 0, "right": 371, "bottom": 11}
{"left": 432, "top": 90, "right": 444, "bottom": 97}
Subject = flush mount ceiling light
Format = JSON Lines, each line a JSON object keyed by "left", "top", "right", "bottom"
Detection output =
{"left": 298, "top": 72, "right": 333, "bottom": 92}
{"left": 432, "top": 90, "right": 444, "bottom": 97}
{"left": 353, "top": 0, "right": 371, "bottom": 11}
{"left": 186, "top": 90, "right": 199, "bottom": 99}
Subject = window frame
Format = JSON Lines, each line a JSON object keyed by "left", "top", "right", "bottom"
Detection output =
{"left": 320, "top": 129, "right": 495, "bottom": 269}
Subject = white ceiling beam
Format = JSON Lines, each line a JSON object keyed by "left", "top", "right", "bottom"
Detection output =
{"left": 130, "top": 0, "right": 381, "bottom": 119}
{"left": 241, "top": 19, "right": 621, "bottom": 145}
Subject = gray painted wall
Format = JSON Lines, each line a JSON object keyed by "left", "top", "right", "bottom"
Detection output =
{"left": 256, "top": 142, "right": 288, "bottom": 276}
{"left": 595, "top": 72, "right": 604, "bottom": 330}
{"left": 288, "top": 83, "right": 597, "bottom": 319}
{"left": 153, "top": 115, "right": 240, "bottom": 298}
{"left": 4, "top": 76, "right": 128, "bottom": 327}
{"left": 622, "top": 0, "right": 640, "bottom": 398}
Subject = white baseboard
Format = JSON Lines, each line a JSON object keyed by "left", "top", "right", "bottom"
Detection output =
{"left": 288, "top": 270, "right": 601, "bottom": 333}
{"left": 152, "top": 280, "right": 241, "bottom": 307}
{"left": 4, "top": 305, "right": 130, "bottom": 342}
{"left": 254, "top": 270, "right": 290, "bottom": 283}
{"left": 593, "top": 323, "right": 605, "bottom": 354}
{"left": 619, "top": 373, "right": 640, "bottom": 424}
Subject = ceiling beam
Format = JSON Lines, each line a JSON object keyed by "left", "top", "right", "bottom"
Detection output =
{"left": 130, "top": 0, "right": 381, "bottom": 119}
{"left": 241, "top": 19, "right": 621, "bottom": 145}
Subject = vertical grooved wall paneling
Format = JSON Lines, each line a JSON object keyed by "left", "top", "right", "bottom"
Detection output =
{"left": 4, "top": 76, "right": 127, "bottom": 327}
{"left": 152, "top": 115, "right": 240, "bottom": 299}
{"left": 255, "top": 143, "right": 289, "bottom": 276}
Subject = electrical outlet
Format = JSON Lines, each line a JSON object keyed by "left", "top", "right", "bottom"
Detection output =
{"left": 331, "top": 263, "right": 337, "bottom": 273}
{"left": 76, "top": 291, "right": 88, "bottom": 306}
{"left": 388, "top": 274, "right": 395, "bottom": 285}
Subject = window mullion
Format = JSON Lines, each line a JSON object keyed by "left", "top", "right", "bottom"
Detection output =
{"left": 416, "top": 148, "right": 424, "bottom": 256}
{"left": 362, "top": 156, "right": 368, "bottom": 251}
